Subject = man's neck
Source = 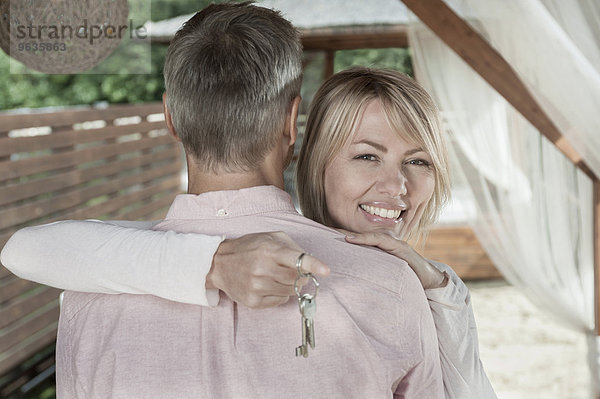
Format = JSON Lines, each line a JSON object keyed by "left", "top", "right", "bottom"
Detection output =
{"left": 185, "top": 156, "right": 285, "bottom": 195}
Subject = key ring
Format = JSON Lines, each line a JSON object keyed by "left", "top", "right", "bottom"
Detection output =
{"left": 296, "top": 252, "right": 310, "bottom": 277}
{"left": 294, "top": 252, "right": 319, "bottom": 298}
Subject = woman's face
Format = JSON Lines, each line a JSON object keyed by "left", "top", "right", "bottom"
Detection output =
{"left": 323, "top": 100, "right": 435, "bottom": 239}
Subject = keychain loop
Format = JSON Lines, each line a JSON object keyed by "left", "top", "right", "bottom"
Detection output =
{"left": 294, "top": 252, "right": 319, "bottom": 298}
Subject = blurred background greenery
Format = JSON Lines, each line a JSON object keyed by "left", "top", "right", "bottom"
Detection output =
{"left": 0, "top": 0, "right": 412, "bottom": 112}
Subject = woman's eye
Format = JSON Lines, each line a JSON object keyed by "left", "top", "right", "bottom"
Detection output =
{"left": 407, "top": 159, "right": 431, "bottom": 167}
{"left": 354, "top": 154, "right": 378, "bottom": 161}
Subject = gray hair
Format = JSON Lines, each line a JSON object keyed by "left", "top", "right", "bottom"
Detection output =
{"left": 163, "top": 2, "right": 303, "bottom": 173}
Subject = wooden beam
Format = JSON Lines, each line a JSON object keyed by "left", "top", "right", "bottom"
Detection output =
{"left": 400, "top": 0, "right": 596, "bottom": 181}
{"left": 324, "top": 50, "right": 335, "bottom": 80}
{"left": 300, "top": 25, "right": 408, "bottom": 50}
{"left": 595, "top": 179, "right": 600, "bottom": 334}
{"left": 149, "top": 25, "right": 410, "bottom": 50}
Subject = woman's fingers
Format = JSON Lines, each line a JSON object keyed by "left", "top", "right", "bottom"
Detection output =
{"left": 344, "top": 231, "right": 446, "bottom": 290}
{"left": 344, "top": 232, "right": 405, "bottom": 253}
{"left": 209, "top": 231, "right": 329, "bottom": 309}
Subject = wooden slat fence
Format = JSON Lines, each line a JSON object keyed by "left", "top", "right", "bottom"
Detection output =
{"left": 421, "top": 226, "right": 502, "bottom": 280}
{"left": 0, "top": 102, "right": 182, "bottom": 396}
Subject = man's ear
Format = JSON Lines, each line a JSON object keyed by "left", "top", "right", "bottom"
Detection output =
{"left": 282, "top": 96, "right": 301, "bottom": 169}
{"left": 284, "top": 96, "right": 301, "bottom": 147}
{"left": 163, "top": 93, "right": 181, "bottom": 142}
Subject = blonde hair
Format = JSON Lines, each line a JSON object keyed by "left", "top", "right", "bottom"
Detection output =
{"left": 296, "top": 67, "right": 450, "bottom": 239}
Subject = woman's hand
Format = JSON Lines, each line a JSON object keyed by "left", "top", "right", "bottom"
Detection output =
{"left": 206, "top": 232, "right": 330, "bottom": 309}
{"left": 343, "top": 231, "right": 447, "bottom": 290}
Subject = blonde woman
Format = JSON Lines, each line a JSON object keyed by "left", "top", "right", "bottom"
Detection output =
{"left": 3, "top": 67, "right": 495, "bottom": 398}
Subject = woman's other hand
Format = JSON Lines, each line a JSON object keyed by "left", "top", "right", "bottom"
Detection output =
{"left": 343, "top": 231, "right": 447, "bottom": 290}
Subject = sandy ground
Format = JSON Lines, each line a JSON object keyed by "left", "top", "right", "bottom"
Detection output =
{"left": 467, "top": 280, "right": 590, "bottom": 399}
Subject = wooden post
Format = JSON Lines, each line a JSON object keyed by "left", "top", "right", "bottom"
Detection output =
{"left": 594, "top": 178, "right": 600, "bottom": 399}
{"left": 595, "top": 178, "right": 600, "bottom": 335}
{"left": 324, "top": 50, "right": 335, "bottom": 80}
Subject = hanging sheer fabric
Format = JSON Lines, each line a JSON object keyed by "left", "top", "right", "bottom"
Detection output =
{"left": 407, "top": 0, "right": 598, "bottom": 394}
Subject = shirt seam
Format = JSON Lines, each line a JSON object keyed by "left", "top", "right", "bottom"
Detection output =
{"left": 163, "top": 208, "right": 299, "bottom": 221}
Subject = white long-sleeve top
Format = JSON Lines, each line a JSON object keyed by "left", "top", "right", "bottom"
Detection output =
{"left": 1, "top": 219, "right": 496, "bottom": 398}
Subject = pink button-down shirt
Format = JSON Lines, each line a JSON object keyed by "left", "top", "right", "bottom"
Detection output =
{"left": 56, "top": 186, "right": 443, "bottom": 398}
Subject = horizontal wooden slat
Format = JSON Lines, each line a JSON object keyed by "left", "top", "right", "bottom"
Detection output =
{"left": 300, "top": 25, "right": 409, "bottom": 50}
{"left": 0, "top": 121, "right": 167, "bottom": 157}
{"left": 421, "top": 226, "right": 501, "bottom": 280}
{"left": 58, "top": 175, "right": 181, "bottom": 221}
{"left": 117, "top": 193, "right": 177, "bottom": 220}
{"left": 0, "top": 175, "right": 180, "bottom": 265}
{"left": 0, "top": 300, "right": 59, "bottom": 353}
{"left": 0, "top": 265, "right": 12, "bottom": 280}
{"left": 0, "top": 134, "right": 174, "bottom": 181}
{"left": 0, "top": 322, "right": 58, "bottom": 375}
{"left": 0, "top": 286, "right": 61, "bottom": 329}
{"left": 0, "top": 230, "right": 20, "bottom": 278}
{"left": 0, "top": 146, "right": 180, "bottom": 206}
{"left": 0, "top": 162, "right": 181, "bottom": 229}
{"left": 0, "top": 179, "right": 180, "bottom": 283}
{"left": 0, "top": 103, "right": 163, "bottom": 131}
{"left": 0, "top": 278, "right": 37, "bottom": 305}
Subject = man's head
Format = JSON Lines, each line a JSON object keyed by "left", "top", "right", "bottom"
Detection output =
{"left": 163, "top": 2, "right": 303, "bottom": 174}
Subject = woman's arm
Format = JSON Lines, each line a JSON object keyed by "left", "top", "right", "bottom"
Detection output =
{"left": 424, "top": 261, "right": 497, "bottom": 399}
{"left": 1, "top": 220, "right": 330, "bottom": 308}
{"left": 1, "top": 220, "right": 224, "bottom": 306}
{"left": 344, "top": 233, "right": 496, "bottom": 399}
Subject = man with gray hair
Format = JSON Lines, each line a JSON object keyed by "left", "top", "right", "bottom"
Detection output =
{"left": 54, "top": 3, "right": 443, "bottom": 397}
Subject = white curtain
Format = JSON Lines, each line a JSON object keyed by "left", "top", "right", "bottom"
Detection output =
{"left": 407, "top": 0, "right": 598, "bottom": 395}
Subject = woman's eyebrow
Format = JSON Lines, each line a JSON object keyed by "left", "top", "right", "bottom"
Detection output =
{"left": 353, "top": 139, "right": 387, "bottom": 152}
{"left": 354, "top": 140, "right": 427, "bottom": 156}
{"left": 405, "top": 147, "right": 427, "bottom": 156}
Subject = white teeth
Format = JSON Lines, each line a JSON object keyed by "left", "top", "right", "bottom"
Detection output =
{"left": 360, "top": 204, "right": 403, "bottom": 220}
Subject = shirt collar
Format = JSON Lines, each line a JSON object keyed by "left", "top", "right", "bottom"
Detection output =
{"left": 164, "top": 185, "right": 298, "bottom": 220}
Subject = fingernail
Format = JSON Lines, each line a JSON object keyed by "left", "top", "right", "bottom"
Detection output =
{"left": 346, "top": 235, "right": 355, "bottom": 239}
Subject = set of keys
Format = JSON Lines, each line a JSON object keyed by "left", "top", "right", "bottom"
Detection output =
{"left": 294, "top": 253, "right": 319, "bottom": 358}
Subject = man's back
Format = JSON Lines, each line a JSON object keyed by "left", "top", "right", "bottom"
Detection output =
{"left": 56, "top": 186, "right": 442, "bottom": 398}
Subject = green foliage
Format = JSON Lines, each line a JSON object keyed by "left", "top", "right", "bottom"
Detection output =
{"left": 335, "top": 48, "right": 413, "bottom": 76}
{"left": 0, "top": 1, "right": 412, "bottom": 112}
{"left": 0, "top": 48, "right": 166, "bottom": 110}
{"left": 0, "top": 0, "right": 237, "bottom": 111}
{"left": 299, "top": 51, "right": 326, "bottom": 114}
{"left": 299, "top": 48, "right": 414, "bottom": 112}
{"left": 150, "top": 0, "right": 219, "bottom": 22}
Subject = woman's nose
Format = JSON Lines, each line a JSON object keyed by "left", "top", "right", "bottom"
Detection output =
{"left": 376, "top": 168, "right": 407, "bottom": 197}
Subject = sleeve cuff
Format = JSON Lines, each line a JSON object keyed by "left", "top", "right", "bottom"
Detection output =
{"left": 425, "top": 260, "right": 469, "bottom": 310}
{"left": 205, "top": 289, "right": 220, "bottom": 307}
{"left": 154, "top": 232, "right": 226, "bottom": 307}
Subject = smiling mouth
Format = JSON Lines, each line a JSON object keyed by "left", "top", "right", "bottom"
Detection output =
{"left": 359, "top": 204, "right": 405, "bottom": 220}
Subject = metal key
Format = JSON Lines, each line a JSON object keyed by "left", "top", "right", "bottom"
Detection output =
{"left": 295, "top": 293, "right": 316, "bottom": 357}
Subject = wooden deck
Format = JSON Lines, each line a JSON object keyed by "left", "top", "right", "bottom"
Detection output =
{"left": 422, "top": 225, "right": 502, "bottom": 280}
